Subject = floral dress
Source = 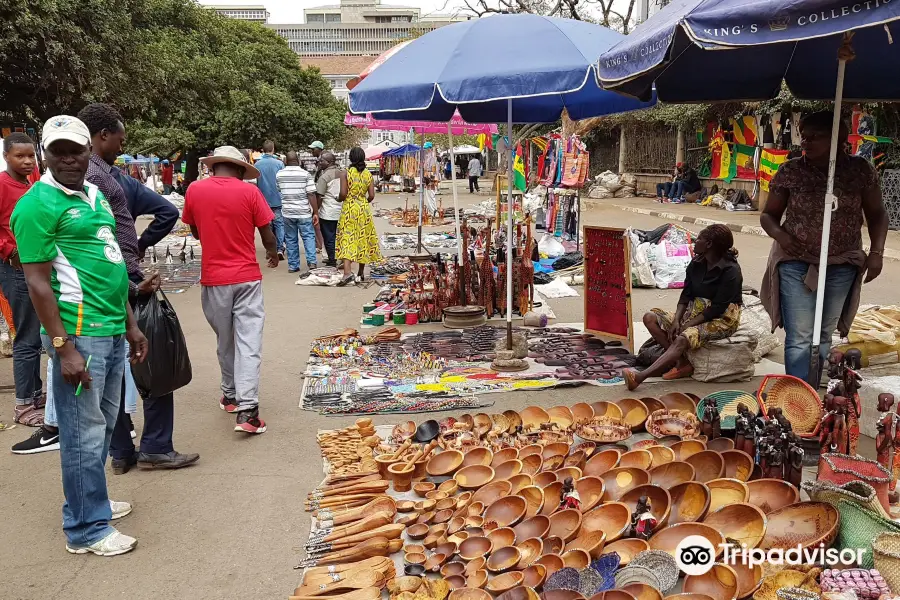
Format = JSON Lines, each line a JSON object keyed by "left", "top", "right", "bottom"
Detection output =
{"left": 335, "top": 168, "right": 382, "bottom": 264}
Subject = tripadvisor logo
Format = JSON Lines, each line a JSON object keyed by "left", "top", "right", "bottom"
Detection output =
{"left": 675, "top": 536, "right": 865, "bottom": 575}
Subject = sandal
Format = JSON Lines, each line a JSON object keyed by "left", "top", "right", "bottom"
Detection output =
{"left": 623, "top": 369, "right": 639, "bottom": 391}
{"left": 336, "top": 274, "right": 355, "bottom": 287}
{"left": 663, "top": 364, "right": 694, "bottom": 380}
{"left": 14, "top": 403, "right": 45, "bottom": 427}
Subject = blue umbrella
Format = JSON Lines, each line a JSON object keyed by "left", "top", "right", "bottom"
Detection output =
{"left": 350, "top": 14, "right": 656, "bottom": 350}
{"left": 597, "top": 0, "right": 900, "bottom": 385}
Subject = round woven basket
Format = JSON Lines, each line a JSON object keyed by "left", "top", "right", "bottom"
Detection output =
{"left": 756, "top": 375, "right": 822, "bottom": 436}
{"left": 874, "top": 531, "right": 900, "bottom": 595}
{"left": 697, "top": 390, "right": 756, "bottom": 430}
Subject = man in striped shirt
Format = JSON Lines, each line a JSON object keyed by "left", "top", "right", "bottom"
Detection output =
{"left": 276, "top": 151, "right": 319, "bottom": 275}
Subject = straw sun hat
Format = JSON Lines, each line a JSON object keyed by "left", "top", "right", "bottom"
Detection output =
{"left": 199, "top": 146, "right": 260, "bottom": 180}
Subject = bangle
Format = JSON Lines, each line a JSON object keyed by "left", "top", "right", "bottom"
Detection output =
{"left": 870, "top": 249, "right": 884, "bottom": 256}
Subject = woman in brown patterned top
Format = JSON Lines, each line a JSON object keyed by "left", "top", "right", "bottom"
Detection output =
{"left": 760, "top": 111, "right": 888, "bottom": 384}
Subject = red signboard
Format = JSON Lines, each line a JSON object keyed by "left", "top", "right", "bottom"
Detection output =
{"left": 583, "top": 226, "right": 633, "bottom": 351}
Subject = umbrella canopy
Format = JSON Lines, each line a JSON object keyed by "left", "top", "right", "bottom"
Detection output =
{"left": 382, "top": 143, "right": 421, "bottom": 157}
{"left": 364, "top": 140, "right": 399, "bottom": 160}
{"left": 452, "top": 145, "right": 481, "bottom": 154}
{"left": 345, "top": 111, "right": 498, "bottom": 135}
{"left": 349, "top": 13, "right": 656, "bottom": 124}
{"left": 597, "top": 0, "right": 900, "bottom": 102}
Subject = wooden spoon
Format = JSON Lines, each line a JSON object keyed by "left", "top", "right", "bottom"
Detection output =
{"left": 315, "top": 497, "right": 397, "bottom": 526}
{"left": 292, "top": 568, "right": 384, "bottom": 597}
{"left": 313, "top": 524, "right": 405, "bottom": 550}
{"left": 313, "top": 512, "right": 395, "bottom": 543}
{"left": 300, "top": 537, "right": 391, "bottom": 567}
{"left": 290, "top": 587, "right": 383, "bottom": 600}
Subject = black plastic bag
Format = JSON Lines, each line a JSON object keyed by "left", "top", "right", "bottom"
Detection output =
{"left": 552, "top": 251, "right": 583, "bottom": 270}
{"left": 130, "top": 290, "right": 192, "bottom": 397}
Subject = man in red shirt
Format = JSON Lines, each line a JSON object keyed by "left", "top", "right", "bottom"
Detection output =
{"left": 160, "top": 160, "right": 174, "bottom": 194}
{"left": 182, "top": 146, "right": 278, "bottom": 434}
{"left": 0, "top": 133, "right": 52, "bottom": 433}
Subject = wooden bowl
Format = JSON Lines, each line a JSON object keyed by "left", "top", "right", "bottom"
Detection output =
{"left": 406, "top": 543, "right": 426, "bottom": 555}
{"left": 513, "top": 515, "right": 551, "bottom": 541}
{"left": 450, "top": 588, "right": 491, "bottom": 600}
{"left": 548, "top": 405, "right": 575, "bottom": 429}
{"left": 467, "top": 501, "right": 486, "bottom": 517}
{"left": 425, "top": 552, "right": 448, "bottom": 571}
{"left": 516, "top": 537, "right": 543, "bottom": 568}
{"left": 728, "top": 558, "right": 763, "bottom": 598}
{"left": 542, "top": 443, "right": 571, "bottom": 461}
{"left": 417, "top": 510, "right": 436, "bottom": 524}
{"left": 486, "top": 571, "right": 525, "bottom": 594}
{"left": 462, "top": 447, "right": 494, "bottom": 468}
{"left": 466, "top": 516, "right": 485, "bottom": 528}
{"left": 650, "top": 461, "right": 695, "bottom": 489}
{"left": 485, "top": 495, "right": 528, "bottom": 528}
{"left": 659, "top": 392, "right": 696, "bottom": 413}
{"left": 601, "top": 467, "right": 651, "bottom": 501}
{"left": 649, "top": 522, "right": 725, "bottom": 560}
{"left": 519, "top": 444, "right": 543, "bottom": 459}
{"left": 442, "top": 561, "right": 467, "bottom": 577}
{"left": 522, "top": 563, "right": 547, "bottom": 588}
{"left": 407, "top": 523, "right": 429, "bottom": 539}
{"left": 534, "top": 553, "right": 565, "bottom": 577}
{"left": 521, "top": 407, "right": 551, "bottom": 430}
{"left": 706, "top": 478, "right": 749, "bottom": 513}
{"left": 565, "top": 529, "right": 607, "bottom": 559}
{"left": 670, "top": 440, "right": 706, "bottom": 461}
{"left": 619, "top": 449, "right": 653, "bottom": 470}
{"left": 548, "top": 508, "right": 582, "bottom": 542}
{"left": 503, "top": 410, "right": 523, "bottom": 433}
{"left": 561, "top": 548, "right": 591, "bottom": 569}
{"left": 540, "top": 482, "right": 563, "bottom": 516}
{"left": 446, "top": 575, "right": 468, "bottom": 590}
{"left": 590, "top": 401, "right": 624, "bottom": 420}
{"left": 601, "top": 538, "right": 649, "bottom": 566}
{"left": 437, "top": 497, "right": 458, "bottom": 512}
{"left": 434, "top": 508, "right": 455, "bottom": 524}
{"left": 612, "top": 398, "right": 650, "bottom": 431}
{"left": 663, "top": 596, "right": 714, "bottom": 600}
{"left": 487, "top": 545, "right": 523, "bottom": 572}
{"left": 492, "top": 447, "right": 520, "bottom": 467}
{"left": 555, "top": 467, "right": 583, "bottom": 483}
{"left": 582, "top": 502, "right": 631, "bottom": 543}
{"left": 440, "top": 479, "right": 461, "bottom": 495}
{"left": 405, "top": 551, "right": 427, "bottom": 566}
{"left": 541, "top": 455, "right": 566, "bottom": 472}
{"left": 758, "top": 501, "right": 839, "bottom": 551}
{"left": 521, "top": 454, "right": 544, "bottom": 475}
{"left": 685, "top": 451, "right": 725, "bottom": 483}
{"left": 459, "top": 536, "right": 494, "bottom": 561}
{"left": 572, "top": 402, "right": 595, "bottom": 424}
{"left": 702, "top": 503, "right": 767, "bottom": 549}
{"left": 472, "top": 480, "right": 513, "bottom": 506}
{"left": 536, "top": 471, "right": 559, "bottom": 488}
{"left": 584, "top": 449, "right": 622, "bottom": 477}
{"left": 648, "top": 445, "right": 675, "bottom": 468}
{"left": 397, "top": 500, "right": 417, "bottom": 513}
{"left": 456, "top": 465, "right": 496, "bottom": 490}
{"left": 706, "top": 438, "right": 734, "bottom": 453}
{"left": 543, "top": 590, "right": 586, "bottom": 600}
{"left": 590, "top": 592, "right": 637, "bottom": 600}
{"left": 564, "top": 450, "right": 587, "bottom": 470}
{"left": 497, "top": 587, "right": 540, "bottom": 600}
{"left": 399, "top": 513, "right": 421, "bottom": 527}
{"left": 414, "top": 481, "right": 437, "bottom": 497}
{"left": 683, "top": 564, "right": 738, "bottom": 600}
{"left": 465, "top": 556, "right": 486, "bottom": 575}
{"left": 427, "top": 490, "right": 450, "bottom": 501}
{"left": 542, "top": 536, "right": 564, "bottom": 555}
{"left": 669, "top": 481, "right": 712, "bottom": 524}
{"left": 519, "top": 486, "right": 545, "bottom": 518}
{"left": 621, "top": 584, "right": 663, "bottom": 600}
{"left": 575, "top": 476, "right": 605, "bottom": 512}
{"left": 640, "top": 397, "right": 667, "bottom": 415}
{"left": 465, "top": 527, "right": 485, "bottom": 538}
{"left": 436, "top": 541, "right": 458, "bottom": 558}
{"left": 620, "top": 484, "right": 672, "bottom": 532}
{"left": 474, "top": 413, "right": 493, "bottom": 437}
{"left": 449, "top": 516, "right": 467, "bottom": 535}
{"left": 466, "top": 569, "right": 488, "bottom": 590}
{"left": 509, "top": 474, "right": 535, "bottom": 495}
{"left": 428, "top": 450, "right": 465, "bottom": 476}
{"left": 720, "top": 450, "right": 754, "bottom": 482}
{"left": 745, "top": 479, "right": 800, "bottom": 514}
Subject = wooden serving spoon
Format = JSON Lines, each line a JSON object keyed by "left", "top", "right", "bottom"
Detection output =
{"left": 299, "top": 537, "right": 391, "bottom": 567}
{"left": 300, "top": 557, "right": 394, "bottom": 588}
{"left": 310, "top": 474, "right": 383, "bottom": 495}
{"left": 292, "top": 568, "right": 384, "bottom": 597}
{"left": 308, "top": 524, "right": 405, "bottom": 553}
{"left": 311, "top": 511, "right": 394, "bottom": 543}
{"left": 289, "top": 586, "right": 383, "bottom": 600}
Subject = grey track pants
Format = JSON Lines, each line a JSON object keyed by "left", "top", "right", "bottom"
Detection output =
{"left": 201, "top": 281, "right": 265, "bottom": 409}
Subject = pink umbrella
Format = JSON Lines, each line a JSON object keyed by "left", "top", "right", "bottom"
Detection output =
{"left": 344, "top": 111, "right": 497, "bottom": 135}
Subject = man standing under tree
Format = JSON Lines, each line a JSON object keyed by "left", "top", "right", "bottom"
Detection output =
{"left": 277, "top": 151, "right": 319, "bottom": 275}
{"left": 76, "top": 103, "right": 198, "bottom": 473}
{"left": 255, "top": 140, "right": 285, "bottom": 261}
{"left": 12, "top": 115, "right": 147, "bottom": 555}
{"left": 182, "top": 146, "right": 277, "bottom": 434}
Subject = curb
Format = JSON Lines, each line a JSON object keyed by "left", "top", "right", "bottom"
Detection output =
{"left": 599, "top": 203, "right": 900, "bottom": 262}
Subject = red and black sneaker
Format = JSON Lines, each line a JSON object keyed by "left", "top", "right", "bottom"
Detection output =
{"left": 220, "top": 396, "right": 239, "bottom": 413}
{"left": 235, "top": 408, "right": 267, "bottom": 434}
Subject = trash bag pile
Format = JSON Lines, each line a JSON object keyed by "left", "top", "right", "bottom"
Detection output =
{"left": 627, "top": 224, "right": 695, "bottom": 289}
{"left": 587, "top": 171, "right": 637, "bottom": 199}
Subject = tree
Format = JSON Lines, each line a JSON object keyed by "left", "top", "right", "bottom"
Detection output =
{"left": 456, "top": 0, "right": 638, "bottom": 32}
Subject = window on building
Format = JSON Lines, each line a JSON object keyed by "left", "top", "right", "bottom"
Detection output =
{"left": 308, "top": 13, "right": 324, "bottom": 22}
{"left": 326, "top": 13, "right": 341, "bottom": 22}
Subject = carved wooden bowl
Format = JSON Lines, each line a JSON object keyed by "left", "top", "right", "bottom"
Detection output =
{"left": 564, "top": 450, "right": 587, "bottom": 470}
{"left": 533, "top": 553, "right": 565, "bottom": 578}
{"left": 705, "top": 438, "right": 734, "bottom": 453}
{"left": 646, "top": 409, "right": 701, "bottom": 439}
{"left": 485, "top": 495, "right": 528, "bottom": 528}
{"left": 611, "top": 398, "right": 650, "bottom": 431}
{"left": 543, "top": 443, "right": 571, "bottom": 461}
{"left": 521, "top": 454, "right": 544, "bottom": 476}
{"left": 640, "top": 397, "right": 667, "bottom": 415}
{"left": 685, "top": 451, "right": 725, "bottom": 483}
{"left": 584, "top": 449, "right": 622, "bottom": 477}
{"left": 668, "top": 481, "right": 711, "bottom": 524}
{"left": 662, "top": 595, "right": 714, "bottom": 600}
{"left": 702, "top": 503, "right": 767, "bottom": 549}
{"left": 620, "top": 484, "right": 672, "bottom": 533}
{"left": 683, "top": 564, "right": 738, "bottom": 600}
{"left": 565, "top": 529, "right": 607, "bottom": 559}
{"left": 542, "top": 536, "right": 564, "bottom": 555}
{"left": 521, "top": 407, "right": 551, "bottom": 430}
{"left": 659, "top": 392, "right": 697, "bottom": 413}
{"left": 503, "top": 410, "right": 523, "bottom": 433}
{"left": 459, "top": 536, "right": 494, "bottom": 561}
{"left": 472, "top": 480, "right": 513, "bottom": 506}
{"left": 706, "top": 478, "right": 749, "bottom": 513}
{"left": 486, "top": 571, "right": 525, "bottom": 595}
{"left": 619, "top": 449, "right": 654, "bottom": 471}
{"left": 449, "top": 588, "right": 491, "bottom": 600}
{"left": 729, "top": 558, "right": 763, "bottom": 599}
{"left": 648, "top": 445, "right": 675, "bottom": 468}
{"left": 548, "top": 508, "right": 583, "bottom": 542}
{"left": 462, "top": 447, "right": 494, "bottom": 468}
{"left": 407, "top": 523, "right": 429, "bottom": 539}
{"left": 492, "top": 447, "right": 520, "bottom": 467}
{"left": 758, "top": 501, "right": 839, "bottom": 551}
{"left": 535, "top": 471, "right": 557, "bottom": 489}
{"left": 509, "top": 474, "right": 534, "bottom": 495}
{"left": 519, "top": 444, "right": 543, "bottom": 459}
{"left": 649, "top": 461, "right": 696, "bottom": 489}
{"left": 561, "top": 548, "right": 591, "bottom": 569}
{"left": 542, "top": 589, "right": 586, "bottom": 600}
{"left": 590, "top": 401, "right": 624, "bottom": 421}
{"left": 572, "top": 402, "right": 595, "bottom": 424}
{"left": 575, "top": 476, "right": 606, "bottom": 512}
{"left": 649, "top": 522, "right": 725, "bottom": 560}
{"left": 442, "top": 561, "right": 467, "bottom": 577}
{"left": 428, "top": 450, "right": 465, "bottom": 476}
{"left": 670, "top": 440, "right": 706, "bottom": 461}
{"left": 440, "top": 479, "right": 461, "bottom": 496}
{"left": 555, "top": 467, "right": 583, "bottom": 482}
{"left": 519, "top": 485, "right": 545, "bottom": 518}
{"left": 513, "top": 515, "right": 551, "bottom": 541}
{"left": 601, "top": 539, "right": 649, "bottom": 567}
{"left": 601, "top": 467, "right": 651, "bottom": 501}
{"left": 621, "top": 583, "right": 663, "bottom": 600}
{"left": 488, "top": 527, "right": 517, "bottom": 548}
{"left": 548, "top": 405, "right": 575, "bottom": 430}
{"left": 495, "top": 459, "right": 524, "bottom": 481}
{"left": 745, "top": 479, "right": 800, "bottom": 515}
{"left": 541, "top": 455, "right": 566, "bottom": 473}
{"left": 540, "top": 482, "right": 563, "bottom": 516}
{"left": 589, "top": 592, "right": 637, "bottom": 600}
{"left": 445, "top": 575, "right": 467, "bottom": 590}
{"left": 522, "top": 563, "right": 548, "bottom": 588}
{"left": 496, "top": 586, "right": 540, "bottom": 600}
{"left": 516, "top": 537, "right": 543, "bottom": 568}
{"left": 720, "top": 450, "right": 754, "bottom": 482}
{"left": 465, "top": 556, "right": 486, "bottom": 575}
{"left": 581, "top": 502, "right": 631, "bottom": 543}
{"left": 487, "top": 546, "right": 523, "bottom": 573}
{"left": 456, "top": 465, "right": 496, "bottom": 490}
{"left": 466, "top": 569, "right": 488, "bottom": 590}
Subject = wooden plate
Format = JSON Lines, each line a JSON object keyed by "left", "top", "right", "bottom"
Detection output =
{"left": 745, "top": 479, "right": 800, "bottom": 514}
{"left": 600, "top": 467, "right": 651, "bottom": 501}
{"left": 668, "top": 481, "right": 711, "bottom": 524}
{"left": 706, "top": 478, "right": 749, "bottom": 513}
{"left": 702, "top": 503, "right": 767, "bottom": 549}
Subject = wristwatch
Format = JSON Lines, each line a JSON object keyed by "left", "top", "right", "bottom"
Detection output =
{"left": 52, "top": 336, "right": 71, "bottom": 349}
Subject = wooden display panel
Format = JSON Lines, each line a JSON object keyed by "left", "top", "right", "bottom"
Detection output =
{"left": 583, "top": 226, "right": 633, "bottom": 352}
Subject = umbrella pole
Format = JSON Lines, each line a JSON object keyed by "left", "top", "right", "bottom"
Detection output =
{"left": 448, "top": 124, "right": 465, "bottom": 303}
{"left": 506, "top": 98, "right": 514, "bottom": 350}
{"left": 418, "top": 130, "right": 425, "bottom": 254}
{"left": 808, "top": 55, "right": 847, "bottom": 388}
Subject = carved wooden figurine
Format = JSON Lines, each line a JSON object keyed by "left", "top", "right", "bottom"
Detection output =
{"left": 765, "top": 435, "right": 785, "bottom": 480}
{"left": 734, "top": 407, "right": 748, "bottom": 459}
{"left": 786, "top": 432, "right": 804, "bottom": 488}
{"left": 832, "top": 395, "right": 851, "bottom": 455}
{"left": 630, "top": 495, "right": 657, "bottom": 540}
{"left": 820, "top": 394, "right": 839, "bottom": 456}
{"left": 842, "top": 351, "right": 863, "bottom": 456}
{"left": 559, "top": 477, "right": 581, "bottom": 510}
{"left": 702, "top": 403, "right": 721, "bottom": 440}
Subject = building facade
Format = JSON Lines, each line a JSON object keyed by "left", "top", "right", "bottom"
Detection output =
{"left": 207, "top": 4, "right": 270, "bottom": 23}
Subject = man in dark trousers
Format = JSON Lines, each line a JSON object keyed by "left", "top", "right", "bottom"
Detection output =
{"left": 76, "top": 103, "right": 198, "bottom": 473}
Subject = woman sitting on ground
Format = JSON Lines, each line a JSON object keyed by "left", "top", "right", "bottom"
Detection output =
{"left": 624, "top": 224, "right": 743, "bottom": 391}
{"left": 335, "top": 147, "right": 382, "bottom": 286}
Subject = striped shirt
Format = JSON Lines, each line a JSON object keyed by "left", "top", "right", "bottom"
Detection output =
{"left": 276, "top": 166, "right": 317, "bottom": 219}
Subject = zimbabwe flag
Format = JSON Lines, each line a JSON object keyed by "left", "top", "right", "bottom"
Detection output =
{"left": 759, "top": 148, "right": 789, "bottom": 192}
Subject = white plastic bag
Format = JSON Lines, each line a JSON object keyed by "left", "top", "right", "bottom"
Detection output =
{"left": 647, "top": 241, "right": 692, "bottom": 289}
{"left": 538, "top": 233, "right": 565, "bottom": 258}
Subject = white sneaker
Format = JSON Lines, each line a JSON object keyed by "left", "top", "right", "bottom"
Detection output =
{"left": 110, "top": 500, "right": 132, "bottom": 520}
{"left": 66, "top": 530, "right": 137, "bottom": 556}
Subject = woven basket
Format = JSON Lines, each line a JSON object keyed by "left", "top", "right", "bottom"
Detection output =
{"left": 836, "top": 500, "right": 900, "bottom": 568}
{"left": 696, "top": 390, "right": 756, "bottom": 431}
{"left": 873, "top": 531, "right": 900, "bottom": 595}
{"left": 756, "top": 375, "right": 823, "bottom": 437}
{"left": 818, "top": 453, "right": 893, "bottom": 512}
{"left": 802, "top": 479, "right": 892, "bottom": 519}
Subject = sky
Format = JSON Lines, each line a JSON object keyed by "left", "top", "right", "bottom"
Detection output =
{"left": 198, "top": 0, "right": 475, "bottom": 23}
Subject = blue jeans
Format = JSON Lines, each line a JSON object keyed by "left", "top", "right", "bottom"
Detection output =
{"left": 779, "top": 261, "right": 858, "bottom": 383}
{"left": 656, "top": 181, "right": 686, "bottom": 199}
{"left": 0, "top": 262, "right": 43, "bottom": 404}
{"left": 43, "top": 334, "right": 125, "bottom": 547}
{"left": 284, "top": 217, "right": 318, "bottom": 271}
{"left": 320, "top": 219, "right": 339, "bottom": 264}
{"left": 270, "top": 207, "right": 285, "bottom": 253}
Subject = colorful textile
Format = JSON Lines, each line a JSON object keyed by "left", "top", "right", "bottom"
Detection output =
{"left": 709, "top": 131, "right": 736, "bottom": 182}
{"left": 731, "top": 116, "right": 758, "bottom": 146}
{"left": 336, "top": 168, "right": 382, "bottom": 265}
{"left": 734, "top": 143, "right": 756, "bottom": 180}
{"left": 651, "top": 298, "right": 742, "bottom": 351}
{"left": 759, "top": 148, "right": 789, "bottom": 192}
{"left": 513, "top": 145, "right": 527, "bottom": 191}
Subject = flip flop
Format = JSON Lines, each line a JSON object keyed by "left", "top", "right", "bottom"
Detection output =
{"left": 663, "top": 365, "right": 694, "bottom": 380}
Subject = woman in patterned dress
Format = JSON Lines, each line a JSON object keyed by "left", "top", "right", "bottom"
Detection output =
{"left": 624, "top": 224, "right": 743, "bottom": 390}
{"left": 335, "top": 147, "right": 382, "bottom": 286}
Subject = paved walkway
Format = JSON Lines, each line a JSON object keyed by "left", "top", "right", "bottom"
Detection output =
{"left": 585, "top": 196, "right": 900, "bottom": 261}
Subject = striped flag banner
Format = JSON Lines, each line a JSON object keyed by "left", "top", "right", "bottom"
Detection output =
{"left": 759, "top": 148, "right": 790, "bottom": 192}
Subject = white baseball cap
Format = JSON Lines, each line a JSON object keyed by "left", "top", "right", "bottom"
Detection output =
{"left": 308, "top": 141, "right": 325, "bottom": 150}
{"left": 42, "top": 115, "right": 91, "bottom": 149}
